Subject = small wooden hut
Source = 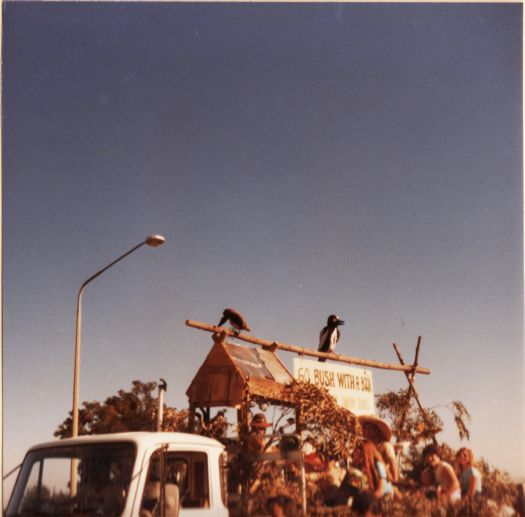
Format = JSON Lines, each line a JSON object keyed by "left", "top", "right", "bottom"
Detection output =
{"left": 186, "top": 332, "right": 296, "bottom": 427}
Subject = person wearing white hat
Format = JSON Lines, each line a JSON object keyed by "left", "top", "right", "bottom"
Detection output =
{"left": 358, "top": 415, "right": 399, "bottom": 483}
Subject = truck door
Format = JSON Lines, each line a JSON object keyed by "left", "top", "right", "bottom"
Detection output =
{"left": 139, "top": 449, "right": 213, "bottom": 516}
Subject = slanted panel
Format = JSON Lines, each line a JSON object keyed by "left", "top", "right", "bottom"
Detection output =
{"left": 186, "top": 341, "right": 242, "bottom": 405}
{"left": 256, "top": 348, "right": 294, "bottom": 384}
{"left": 247, "top": 378, "right": 294, "bottom": 405}
{"left": 188, "top": 371, "right": 245, "bottom": 407}
{"left": 187, "top": 339, "right": 295, "bottom": 408}
{"left": 225, "top": 343, "right": 273, "bottom": 380}
{"left": 202, "top": 372, "right": 230, "bottom": 402}
{"left": 201, "top": 341, "right": 233, "bottom": 367}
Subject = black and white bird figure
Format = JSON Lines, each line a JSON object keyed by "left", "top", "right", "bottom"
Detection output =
{"left": 318, "top": 314, "right": 345, "bottom": 362}
{"left": 218, "top": 308, "right": 251, "bottom": 334}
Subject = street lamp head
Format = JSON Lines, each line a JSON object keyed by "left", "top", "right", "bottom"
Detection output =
{"left": 145, "top": 234, "right": 166, "bottom": 247}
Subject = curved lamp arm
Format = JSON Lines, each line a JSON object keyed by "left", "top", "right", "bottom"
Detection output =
{"left": 71, "top": 235, "right": 165, "bottom": 438}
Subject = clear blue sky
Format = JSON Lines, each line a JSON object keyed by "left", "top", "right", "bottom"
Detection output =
{"left": 3, "top": 1, "right": 523, "bottom": 491}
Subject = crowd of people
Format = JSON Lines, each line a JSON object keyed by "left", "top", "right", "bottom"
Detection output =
{"left": 337, "top": 415, "right": 484, "bottom": 512}
{"left": 419, "top": 444, "right": 484, "bottom": 503}
{"left": 245, "top": 411, "right": 485, "bottom": 515}
{"left": 356, "top": 417, "right": 483, "bottom": 506}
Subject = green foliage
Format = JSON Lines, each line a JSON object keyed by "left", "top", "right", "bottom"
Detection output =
{"left": 55, "top": 381, "right": 520, "bottom": 516}
{"left": 377, "top": 494, "right": 517, "bottom": 517}
{"left": 19, "top": 485, "right": 72, "bottom": 514}
{"left": 282, "top": 380, "right": 359, "bottom": 461}
{"left": 451, "top": 400, "right": 471, "bottom": 441}
{"left": 19, "top": 485, "right": 51, "bottom": 513}
{"left": 376, "top": 388, "right": 443, "bottom": 442}
{"left": 374, "top": 389, "right": 518, "bottom": 515}
{"left": 375, "top": 390, "right": 473, "bottom": 445}
{"left": 228, "top": 381, "right": 360, "bottom": 514}
{"left": 475, "top": 458, "right": 519, "bottom": 507}
{"left": 55, "top": 380, "right": 189, "bottom": 438}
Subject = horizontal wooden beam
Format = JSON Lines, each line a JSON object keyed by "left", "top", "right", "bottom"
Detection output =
{"left": 185, "top": 320, "right": 431, "bottom": 375}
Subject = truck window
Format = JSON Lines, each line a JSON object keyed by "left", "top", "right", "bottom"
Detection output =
{"left": 6, "top": 442, "right": 135, "bottom": 517}
{"left": 18, "top": 458, "right": 71, "bottom": 515}
{"left": 140, "top": 450, "right": 209, "bottom": 516}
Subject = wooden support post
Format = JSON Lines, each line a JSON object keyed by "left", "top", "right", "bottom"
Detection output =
{"left": 186, "top": 320, "right": 431, "bottom": 375}
{"left": 237, "top": 408, "right": 245, "bottom": 436}
{"left": 212, "top": 330, "right": 228, "bottom": 346}
{"left": 411, "top": 336, "right": 422, "bottom": 381}
{"left": 200, "top": 406, "right": 210, "bottom": 424}
{"left": 393, "top": 342, "right": 438, "bottom": 446}
{"left": 295, "top": 407, "right": 303, "bottom": 434}
{"left": 188, "top": 403, "right": 196, "bottom": 433}
{"left": 398, "top": 337, "right": 421, "bottom": 431}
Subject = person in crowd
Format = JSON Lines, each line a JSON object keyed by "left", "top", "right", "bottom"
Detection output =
{"left": 302, "top": 435, "right": 326, "bottom": 473}
{"left": 335, "top": 461, "right": 368, "bottom": 506}
{"left": 351, "top": 492, "right": 381, "bottom": 517}
{"left": 358, "top": 415, "right": 399, "bottom": 483}
{"left": 247, "top": 413, "right": 272, "bottom": 455}
{"left": 266, "top": 495, "right": 297, "bottom": 517}
{"left": 456, "top": 447, "right": 482, "bottom": 498}
{"left": 422, "top": 444, "right": 461, "bottom": 503}
{"left": 351, "top": 440, "right": 394, "bottom": 499}
{"left": 77, "top": 458, "right": 126, "bottom": 515}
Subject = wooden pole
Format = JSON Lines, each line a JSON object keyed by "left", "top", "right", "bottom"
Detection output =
{"left": 393, "top": 342, "right": 438, "bottom": 446}
{"left": 185, "top": 320, "right": 431, "bottom": 375}
{"left": 411, "top": 336, "right": 422, "bottom": 380}
{"left": 398, "top": 337, "right": 421, "bottom": 432}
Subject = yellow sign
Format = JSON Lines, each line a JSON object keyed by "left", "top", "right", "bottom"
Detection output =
{"left": 293, "top": 358, "right": 375, "bottom": 415}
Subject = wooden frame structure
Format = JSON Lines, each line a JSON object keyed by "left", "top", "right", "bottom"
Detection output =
{"left": 186, "top": 330, "right": 296, "bottom": 409}
{"left": 393, "top": 338, "right": 439, "bottom": 445}
{"left": 186, "top": 320, "right": 431, "bottom": 375}
{"left": 186, "top": 327, "right": 302, "bottom": 434}
{"left": 185, "top": 320, "right": 435, "bottom": 440}
{"left": 184, "top": 320, "right": 447, "bottom": 515}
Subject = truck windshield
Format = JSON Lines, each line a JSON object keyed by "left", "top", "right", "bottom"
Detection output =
{"left": 6, "top": 442, "right": 135, "bottom": 516}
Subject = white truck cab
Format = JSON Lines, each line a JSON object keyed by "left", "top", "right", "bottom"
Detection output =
{"left": 5, "top": 432, "right": 229, "bottom": 517}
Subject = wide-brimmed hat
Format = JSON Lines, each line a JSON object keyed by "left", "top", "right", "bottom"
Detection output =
{"left": 358, "top": 415, "right": 392, "bottom": 441}
{"left": 251, "top": 413, "right": 272, "bottom": 429}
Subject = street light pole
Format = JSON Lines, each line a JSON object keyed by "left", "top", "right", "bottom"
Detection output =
{"left": 70, "top": 234, "right": 165, "bottom": 494}
{"left": 71, "top": 235, "right": 165, "bottom": 439}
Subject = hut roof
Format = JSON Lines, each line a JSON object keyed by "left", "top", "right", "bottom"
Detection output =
{"left": 186, "top": 339, "right": 295, "bottom": 408}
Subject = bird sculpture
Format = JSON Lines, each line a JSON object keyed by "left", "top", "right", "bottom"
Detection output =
{"left": 318, "top": 314, "right": 345, "bottom": 362}
{"left": 218, "top": 308, "right": 251, "bottom": 334}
